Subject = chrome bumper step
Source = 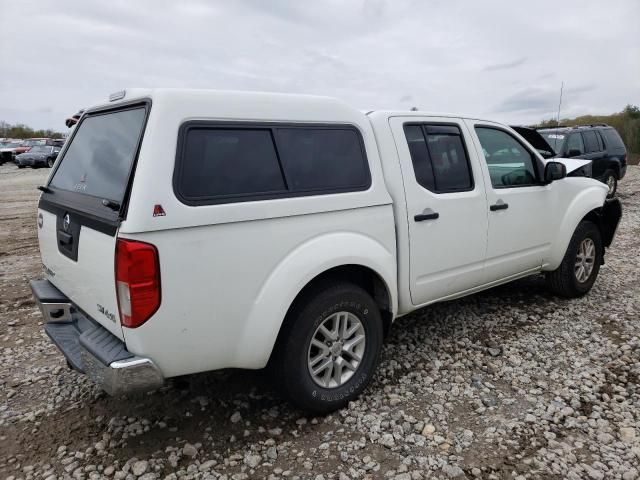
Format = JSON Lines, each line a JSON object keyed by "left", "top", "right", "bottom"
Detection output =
{"left": 30, "top": 279, "right": 164, "bottom": 395}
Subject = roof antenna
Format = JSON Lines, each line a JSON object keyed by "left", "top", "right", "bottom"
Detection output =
{"left": 556, "top": 81, "right": 564, "bottom": 127}
{"left": 550, "top": 81, "right": 564, "bottom": 152}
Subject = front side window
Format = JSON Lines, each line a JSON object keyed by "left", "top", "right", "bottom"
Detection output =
{"left": 475, "top": 127, "right": 539, "bottom": 188}
{"left": 403, "top": 124, "right": 473, "bottom": 193}
{"left": 566, "top": 133, "right": 585, "bottom": 155}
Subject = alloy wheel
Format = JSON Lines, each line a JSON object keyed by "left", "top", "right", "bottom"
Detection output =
{"left": 307, "top": 311, "right": 366, "bottom": 388}
{"left": 575, "top": 237, "right": 596, "bottom": 283}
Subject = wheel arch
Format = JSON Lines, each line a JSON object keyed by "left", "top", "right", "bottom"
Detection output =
{"left": 606, "top": 158, "right": 622, "bottom": 178}
{"left": 235, "top": 232, "right": 397, "bottom": 369}
{"left": 544, "top": 185, "right": 609, "bottom": 271}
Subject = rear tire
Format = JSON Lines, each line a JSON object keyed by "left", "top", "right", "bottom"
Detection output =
{"left": 602, "top": 169, "right": 617, "bottom": 198}
{"left": 546, "top": 221, "right": 602, "bottom": 298}
{"left": 272, "top": 281, "right": 383, "bottom": 413}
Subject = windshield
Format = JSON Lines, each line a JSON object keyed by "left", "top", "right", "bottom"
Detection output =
{"left": 24, "top": 139, "right": 47, "bottom": 147}
{"left": 539, "top": 131, "right": 566, "bottom": 153}
{"left": 49, "top": 106, "right": 146, "bottom": 203}
{"left": 29, "top": 145, "right": 50, "bottom": 153}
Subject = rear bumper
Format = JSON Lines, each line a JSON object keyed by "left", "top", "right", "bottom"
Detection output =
{"left": 30, "top": 279, "right": 164, "bottom": 395}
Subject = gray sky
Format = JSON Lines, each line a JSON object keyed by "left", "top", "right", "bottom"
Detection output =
{"left": 1, "top": 0, "right": 639, "bottom": 131}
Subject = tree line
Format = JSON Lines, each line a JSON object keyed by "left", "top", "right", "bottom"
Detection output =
{"left": 536, "top": 104, "right": 640, "bottom": 155}
{"left": 0, "top": 121, "right": 65, "bottom": 140}
{"left": 2, "top": 104, "right": 639, "bottom": 154}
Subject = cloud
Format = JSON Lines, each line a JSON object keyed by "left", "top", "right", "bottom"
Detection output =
{"left": 483, "top": 57, "right": 527, "bottom": 71}
{"left": 493, "top": 84, "right": 598, "bottom": 116}
{"left": 0, "top": 0, "right": 638, "bottom": 129}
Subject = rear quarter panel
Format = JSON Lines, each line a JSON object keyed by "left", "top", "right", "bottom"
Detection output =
{"left": 118, "top": 91, "right": 397, "bottom": 377}
{"left": 120, "top": 205, "right": 397, "bottom": 378}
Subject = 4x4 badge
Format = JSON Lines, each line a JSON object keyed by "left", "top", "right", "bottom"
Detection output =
{"left": 63, "top": 213, "right": 70, "bottom": 232}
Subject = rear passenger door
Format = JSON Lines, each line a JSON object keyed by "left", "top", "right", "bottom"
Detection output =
{"left": 581, "top": 130, "right": 606, "bottom": 178}
{"left": 565, "top": 132, "right": 586, "bottom": 158}
{"left": 390, "top": 117, "right": 488, "bottom": 305}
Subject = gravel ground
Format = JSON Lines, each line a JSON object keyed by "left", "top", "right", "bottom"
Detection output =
{"left": 1, "top": 163, "right": 639, "bottom": 480}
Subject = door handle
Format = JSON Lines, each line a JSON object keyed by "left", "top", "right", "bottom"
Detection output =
{"left": 58, "top": 231, "right": 73, "bottom": 245}
{"left": 414, "top": 208, "right": 440, "bottom": 221}
{"left": 490, "top": 200, "right": 509, "bottom": 211}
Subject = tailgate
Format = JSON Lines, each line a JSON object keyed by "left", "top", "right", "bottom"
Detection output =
{"left": 36, "top": 101, "right": 149, "bottom": 340}
{"left": 37, "top": 207, "right": 123, "bottom": 338}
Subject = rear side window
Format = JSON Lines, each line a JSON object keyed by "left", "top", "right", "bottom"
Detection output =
{"left": 566, "top": 133, "right": 585, "bottom": 155}
{"left": 275, "top": 128, "right": 369, "bottom": 191}
{"left": 601, "top": 128, "right": 626, "bottom": 149}
{"left": 582, "top": 130, "right": 601, "bottom": 153}
{"left": 179, "top": 129, "right": 285, "bottom": 199}
{"left": 175, "top": 123, "right": 370, "bottom": 204}
{"left": 50, "top": 107, "right": 146, "bottom": 202}
{"left": 403, "top": 124, "right": 473, "bottom": 193}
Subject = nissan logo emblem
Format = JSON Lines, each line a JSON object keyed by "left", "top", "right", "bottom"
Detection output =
{"left": 63, "top": 214, "right": 71, "bottom": 232}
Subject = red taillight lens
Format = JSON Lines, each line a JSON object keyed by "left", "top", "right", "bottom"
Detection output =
{"left": 115, "top": 239, "right": 161, "bottom": 328}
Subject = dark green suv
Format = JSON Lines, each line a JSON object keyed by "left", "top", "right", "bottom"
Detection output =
{"left": 538, "top": 125, "right": 627, "bottom": 197}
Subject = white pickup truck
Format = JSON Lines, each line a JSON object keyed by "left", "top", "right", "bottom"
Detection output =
{"left": 31, "top": 89, "right": 621, "bottom": 413}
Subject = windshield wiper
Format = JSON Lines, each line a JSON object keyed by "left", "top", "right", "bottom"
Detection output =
{"left": 102, "top": 199, "right": 121, "bottom": 211}
{"left": 37, "top": 185, "right": 52, "bottom": 193}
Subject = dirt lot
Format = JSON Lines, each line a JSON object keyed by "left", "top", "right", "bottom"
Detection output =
{"left": 1, "top": 164, "right": 639, "bottom": 480}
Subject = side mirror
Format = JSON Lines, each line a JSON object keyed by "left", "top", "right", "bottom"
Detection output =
{"left": 567, "top": 148, "right": 582, "bottom": 157}
{"left": 544, "top": 161, "right": 567, "bottom": 183}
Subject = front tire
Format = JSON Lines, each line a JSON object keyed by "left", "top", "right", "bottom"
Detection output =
{"left": 272, "top": 281, "right": 383, "bottom": 413}
{"left": 546, "top": 221, "right": 602, "bottom": 298}
{"left": 602, "top": 169, "right": 617, "bottom": 198}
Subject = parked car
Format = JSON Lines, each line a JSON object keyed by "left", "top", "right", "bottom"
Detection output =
{"left": 536, "top": 125, "right": 627, "bottom": 197}
{"left": 23, "top": 137, "right": 65, "bottom": 148}
{"left": 512, "top": 126, "right": 593, "bottom": 178}
{"left": 30, "top": 89, "right": 621, "bottom": 413}
{"left": 15, "top": 145, "right": 61, "bottom": 168}
{"left": 0, "top": 140, "right": 26, "bottom": 164}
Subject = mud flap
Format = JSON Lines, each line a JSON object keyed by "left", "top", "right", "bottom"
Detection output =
{"left": 600, "top": 198, "right": 622, "bottom": 248}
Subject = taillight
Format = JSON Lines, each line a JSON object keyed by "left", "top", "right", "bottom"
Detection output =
{"left": 115, "top": 239, "right": 161, "bottom": 328}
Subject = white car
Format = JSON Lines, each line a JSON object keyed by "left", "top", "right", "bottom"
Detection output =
{"left": 31, "top": 89, "right": 621, "bottom": 412}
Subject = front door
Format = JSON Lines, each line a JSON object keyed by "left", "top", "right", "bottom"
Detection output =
{"left": 466, "top": 121, "right": 554, "bottom": 282}
{"left": 390, "top": 117, "right": 488, "bottom": 305}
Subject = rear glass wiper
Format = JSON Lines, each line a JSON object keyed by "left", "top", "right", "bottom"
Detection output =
{"left": 102, "top": 199, "right": 121, "bottom": 211}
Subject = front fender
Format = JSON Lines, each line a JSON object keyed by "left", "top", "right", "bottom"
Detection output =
{"left": 545, "top": 182, "right": 608, "bottom": 271}
{"left": 235, "top": 232, "right": 397, "bottom": 368}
